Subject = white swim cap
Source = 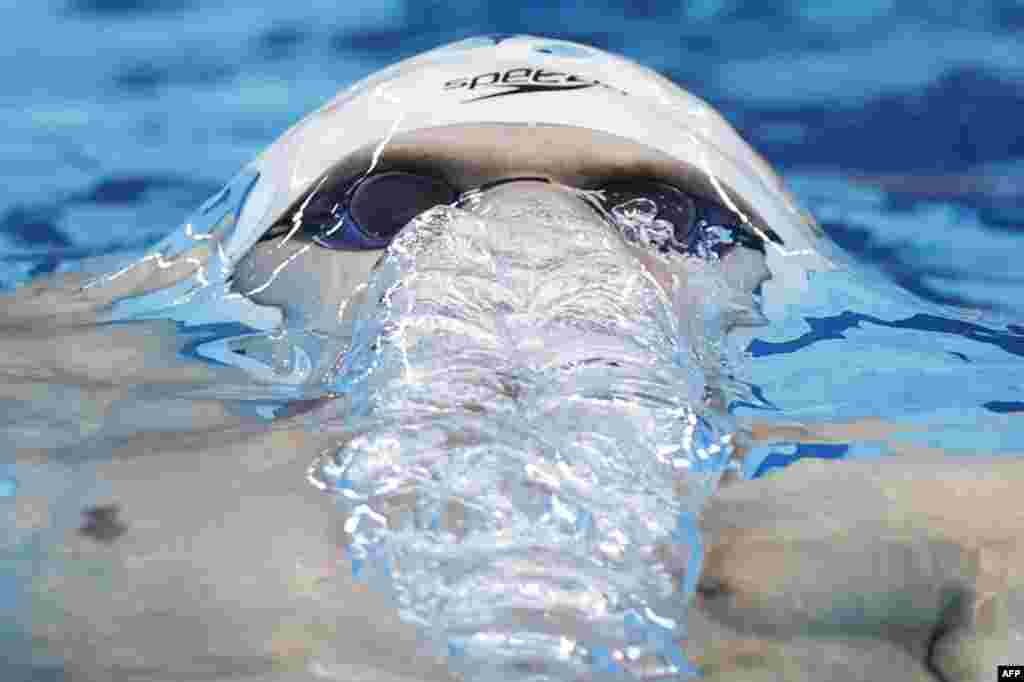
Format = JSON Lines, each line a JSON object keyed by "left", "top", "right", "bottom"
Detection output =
{"left": 201, "top": 36, "right": 828, "bottom": 270}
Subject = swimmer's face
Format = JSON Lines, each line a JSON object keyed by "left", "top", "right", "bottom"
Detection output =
{"left": 232, "top": 129, "right": 773, "bottom": 335}
{"left": 148, "top": 35, "right": 830, "bottom": 337}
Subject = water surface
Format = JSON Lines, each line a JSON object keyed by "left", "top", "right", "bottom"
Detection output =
{"left": 2, "top": 1, "right": 1023, "bottom": 680}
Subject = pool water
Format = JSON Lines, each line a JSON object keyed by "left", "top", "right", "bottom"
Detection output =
{"left": 1, "top": 2, "right": 1023, "bottom": 681}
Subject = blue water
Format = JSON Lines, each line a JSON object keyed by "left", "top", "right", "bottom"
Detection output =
{"left": 2, "top": 0, "right": 1023, "bottom": 679}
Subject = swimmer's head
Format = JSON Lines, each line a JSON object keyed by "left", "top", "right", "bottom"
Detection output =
{"left": 135, "top": 35, "right": 833, "bottom": 331}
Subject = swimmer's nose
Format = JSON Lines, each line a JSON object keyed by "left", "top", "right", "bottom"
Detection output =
{"left": 465, "top": 177, "right": 679, "bottom": 297}
{"left": 465, "top": 178, "right": 601, "bottom": 222}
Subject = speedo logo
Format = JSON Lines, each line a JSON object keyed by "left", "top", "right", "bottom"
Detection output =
{"left": 444, "top": 67, "right": 628, "bottom": 102}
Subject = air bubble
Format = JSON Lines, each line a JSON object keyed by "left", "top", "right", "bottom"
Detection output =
{"left": 309, "top": 188, "right": 743, "bottom": 681}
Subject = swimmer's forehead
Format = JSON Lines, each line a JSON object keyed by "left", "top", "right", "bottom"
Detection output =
{"left": 291, "top": 123, "right": 769, "bottom": 236}
{"left": 324, "top": 124, "right": 712, "bottom": 191}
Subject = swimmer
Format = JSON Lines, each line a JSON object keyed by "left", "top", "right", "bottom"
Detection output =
{"left": 4, "top": 35, "right": 1018, "bottom": 682}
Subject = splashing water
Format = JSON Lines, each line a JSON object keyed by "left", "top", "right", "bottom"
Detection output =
{"left": 306, "top": 185, "right": 745, "bottom": 681}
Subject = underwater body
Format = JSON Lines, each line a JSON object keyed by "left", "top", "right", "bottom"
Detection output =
{"left": 2, "top": 12, "right": 1024, "bottom": 682}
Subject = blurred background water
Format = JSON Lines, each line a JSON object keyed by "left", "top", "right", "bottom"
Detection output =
{"left": 1, "top": 1, "right": 1023, "bottom": 679}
